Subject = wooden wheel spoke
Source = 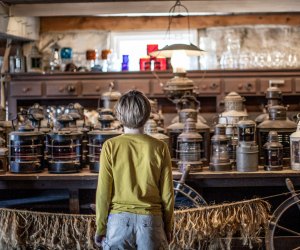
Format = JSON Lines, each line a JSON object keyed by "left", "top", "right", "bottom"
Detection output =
{"left": 275, "top": 224, "right": 300, "bottom": 237}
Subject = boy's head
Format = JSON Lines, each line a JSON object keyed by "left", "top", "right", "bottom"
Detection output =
{"left": 115, "top": 90, "right": 151, "bottom": 129}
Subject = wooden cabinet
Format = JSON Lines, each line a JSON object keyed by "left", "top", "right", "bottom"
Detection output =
{"left": 7, "top": 70, "right": 300, "bottom": 120}
{"left": 224, "top": 78, "right": 257, "bottom": 93}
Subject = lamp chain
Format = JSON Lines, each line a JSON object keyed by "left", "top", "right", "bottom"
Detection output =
{"left": 166, "top": 0, "right": 191, "bottom": 44}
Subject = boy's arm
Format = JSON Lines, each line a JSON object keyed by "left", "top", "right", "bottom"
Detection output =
{"left": 95, "top": 141, "right": 113, "bottom": 236}
{"left": 160, "top": 143, "right": 175, "bottom": 236}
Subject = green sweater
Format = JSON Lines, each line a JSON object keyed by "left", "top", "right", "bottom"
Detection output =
{"left": 96, "top": 133, "right": 174, "bottom": 236}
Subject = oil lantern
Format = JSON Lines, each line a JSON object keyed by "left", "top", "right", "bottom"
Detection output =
{"left": 46, "top": 114, "right": 82, "bottom": 173}
{"left": 144, "top": 118, "right": 169, "bottom": 146}
{"left": 88, "top": 110, "right": 121, "bottom": 173}
{"left": 263, "top": 131, "right": 283, "bottom": 171}
{"left": 101, "top": 82, "right": 121, "bottom": 110}
{"left": 290, "top": 120, "right": 300, "bottom": 170}
{"left": 257, "top": 105, "right": 296, "bottom": 166}
{"left": 176, "top": 118, "right": 202, "bottom": 172}
{"left": 9, "top": 122, "right": 44, "bottom": 173}
{"left": 219, "top": 91, "right": 248, "bottom": 125}
{"left": 209, "top": 124, "right": 231, "bottom": 171}
{"left": 167, "top": 108, "right": 210, "bottom": 167}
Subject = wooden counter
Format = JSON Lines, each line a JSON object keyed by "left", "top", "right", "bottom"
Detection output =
{"left": 0, "top": 167, "right": 300, "bottom": 213}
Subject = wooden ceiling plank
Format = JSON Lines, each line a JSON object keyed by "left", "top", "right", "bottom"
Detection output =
{"left": 10, "top": 1, "right": 300, "bottom": 17}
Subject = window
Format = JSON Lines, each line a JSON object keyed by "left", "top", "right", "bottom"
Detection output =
{"left": 110, "top": 30, "right": 199, "bottom": 71}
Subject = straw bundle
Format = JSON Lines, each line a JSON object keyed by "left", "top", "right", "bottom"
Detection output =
{"left": 0, "top": 198, "right": 270, "bottom": 250}
{"left": 171, "top": 198, "right": 271, "bottom": 250}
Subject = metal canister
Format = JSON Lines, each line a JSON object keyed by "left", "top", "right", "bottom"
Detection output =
{"left": 263, "top": 131, "right": 283, "bottom": 171}
{"left": 236, "top": 119, "right": 258, "bottom": 172}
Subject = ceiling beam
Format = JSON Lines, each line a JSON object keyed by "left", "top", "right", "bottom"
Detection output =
{"left": 40, "top": 14, "right": 300, "bottom": 32}
{"left": 10, "top": 1, "right": 300, "bottom": 17}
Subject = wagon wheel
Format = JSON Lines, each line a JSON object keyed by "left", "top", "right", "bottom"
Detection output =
{"left": 173, "top": 165, "right": 207, "bottom": 208}
{"left": 173, "top": 180, "right": 207, "bottom": 208}
{"left": 266, "top": 179, "right": 300, "bottom": 250}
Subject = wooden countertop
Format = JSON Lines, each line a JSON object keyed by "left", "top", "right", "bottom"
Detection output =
{"left": 0, "top": 167, "right": 299, "bottom": 188}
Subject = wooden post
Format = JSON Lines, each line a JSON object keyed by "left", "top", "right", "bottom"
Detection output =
{"left": 69, "top": 188, "right": 80, "bottom": 214}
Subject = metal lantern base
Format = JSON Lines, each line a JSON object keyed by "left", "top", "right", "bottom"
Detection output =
{"left": 178, "top": 161, "right": 202, "bottom": 173}
{"left": 48, "top": 162, "right": 80, "bottom": 174}
{"left": 89, "top": 161, "right": 99, "bottom": 173}
{"left": 10, "top": 162, "right": 43, "bottom": 174}
{"left": 209, "top": 162, "right": 232, "bottom": 171}
{"left": 264, "top": 165, "right": 283, "bottom": 171}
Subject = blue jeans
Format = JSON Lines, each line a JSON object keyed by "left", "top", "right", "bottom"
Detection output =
{"left": 102, "top": 212, "right": 169, "bottom": 250}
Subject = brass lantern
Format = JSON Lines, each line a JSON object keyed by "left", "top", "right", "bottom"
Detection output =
{"left": 257, "top": 105, "right": 296, "bottom": 166}
{"left": 209, "top": 124, "right": 231, "bottom": 171}
{"left": 255, "top": 84, "right": 282, "bottom": 124}
{"left": 263, "top": 131, "right": 283, "bottom": 171}
{"left": 144, "top": 118, "right": 169, "bottom": 146}
{"left": 167, "top": 108, "right": 210, "bottom": 167}
{"left": 290, "top": 120, "right": 300, "bottom": 170}
{"left": 88, "top": 109, "right": 122, "bottom": 173}
{"left": 219, "top": 91, "right": 248, "bottom": 125}
{"left": 176, "top": 118, "right": 202, "bottom": 172}
{"left": 101, "top": 83, "right": 121, "bottom": 110}
{"left": 236, "top": 119, "right": 258, "bottom": 172}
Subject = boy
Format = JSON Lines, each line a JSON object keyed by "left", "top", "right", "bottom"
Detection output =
{"left": 95, "top": 90, "right": 174, "bottom": 250}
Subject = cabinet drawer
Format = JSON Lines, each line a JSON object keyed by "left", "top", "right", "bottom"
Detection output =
{"left": 82, "top": 80, "right": 113, "bottom": 96}
{"left": 195, "top": 78, "right": 221, "bottom": 94}
{"left": 260, "top": 78, "right": 292, "bottom": 93}
{"left": 294, "top": 78, "right": 300, "bottom": 92}
{"left": 117, "top": 79, "right": 150, "bottom": 94}
{"left": 224, "top": 78, "right": 257, "bottom": 93}
{"left": 46, "top": 81, "right": 79, "bottom": 96}
{"left": 10, "top": 81, "right": 42, "bottom": 97}
{"left": 151, "top": 79, "right": 164, "bottom": 95}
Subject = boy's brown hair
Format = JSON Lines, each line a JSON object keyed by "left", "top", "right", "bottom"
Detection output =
{"left": 115, "top": 90, "right": 151, "bottom": 128}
